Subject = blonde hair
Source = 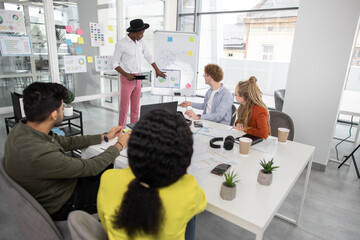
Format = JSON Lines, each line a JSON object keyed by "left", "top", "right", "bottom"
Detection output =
{"left": 235, "top": 76, "right": 270, "bottom": 133}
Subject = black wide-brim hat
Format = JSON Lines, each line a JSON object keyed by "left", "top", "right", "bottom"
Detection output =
{"left": 127, "top": 19, "right": 150, "bottom": 32}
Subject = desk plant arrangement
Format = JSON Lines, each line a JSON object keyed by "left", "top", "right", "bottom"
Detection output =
{"left": 220, "top": 170, "right": 240, "bottom": 201}
{"left": 63, "top": 90, "right": 75, "bottom": 116}
{"left": 257, "top": 158, "right": 279, "bottom": 186}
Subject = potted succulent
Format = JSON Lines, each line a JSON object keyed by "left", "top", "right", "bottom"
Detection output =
{"left": 220, "top": 170, "right": 240, "bottom": 201}
{"left": 63, "top": 90, "right": 75, "bottom": 116}
{"left": 257, "top": 158, "right": 279, "bottom": 186}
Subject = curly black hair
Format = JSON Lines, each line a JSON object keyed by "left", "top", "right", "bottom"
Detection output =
{"left": 112, "top": 109, "right": 193, "bottom": 238}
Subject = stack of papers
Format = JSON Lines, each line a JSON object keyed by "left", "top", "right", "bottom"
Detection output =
{"left": 251, "top": 136, "right": 278, "bottom": 153}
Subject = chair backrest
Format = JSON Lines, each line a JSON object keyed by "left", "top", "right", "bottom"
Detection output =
{"left": 11, "top": 92, "right": 25, "bottom": 122}
{"left": 274, "top": 89, "right": 286, "bottom": 112}
{"left": 269, "top": 110, "right": 294, "bottom": 141}
{"left": 68, "top": 210, "right": 108, "bottom": 240}
{"left": 0, "top": 158, "right": 63, "bottom": 240}
{"left": 230, "top": 104, "right": 237, "bottom": 126}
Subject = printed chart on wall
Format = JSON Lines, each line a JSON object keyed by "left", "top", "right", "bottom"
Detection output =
{"left": 0, "top": 10, "right": 26, "bottom": 33}
{"left": 89, "top": 22, "right": 105, "bottom": 47}
{"left": 0, "top": 35, "right": 32, "bottom": 56}
{"left": 64, "top": 55, "right": 87, "bottom": 73}
{"left": 95, "top": 56, "right": 112, "bottom": 72}
{"left": 153, "top": 31, "right": 198, "bottom": 96}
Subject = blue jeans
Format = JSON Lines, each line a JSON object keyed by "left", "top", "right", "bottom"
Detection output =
{"left": 185, "top": 216, "right": 196, "bottom": 240}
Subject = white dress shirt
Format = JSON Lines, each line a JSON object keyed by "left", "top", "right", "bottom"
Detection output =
{"left": 111, "top": 35, "right": 154, "bottom": 74}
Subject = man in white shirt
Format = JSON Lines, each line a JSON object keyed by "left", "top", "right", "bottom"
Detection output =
{"left": 112, "top": 19, "right": 166, "bottom": 128}
{"left": 179, "top": 64, "right": 233, "bottom": 125}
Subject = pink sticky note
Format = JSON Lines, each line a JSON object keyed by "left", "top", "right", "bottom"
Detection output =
{"left": 76, "top": 28, "right": 83, "bottom": 35}
{"left": 65, "top": 26, "right": 72, "bottom": 33}
{"left": 186, "top": 83, "right": 191, "bottom": 89}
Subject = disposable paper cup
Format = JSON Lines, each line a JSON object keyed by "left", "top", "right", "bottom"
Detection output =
{"left": 278, "top": 128, "right": 290, "bottom": 143}
{"left": 239, "top": 137, "right": 252, "bottom": 155}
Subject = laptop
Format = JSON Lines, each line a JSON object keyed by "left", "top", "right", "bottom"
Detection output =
{"left": 126, "top": 101, "right": 178, "bottom": 129}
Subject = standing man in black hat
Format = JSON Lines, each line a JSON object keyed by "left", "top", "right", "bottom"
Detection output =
{"left": 112, "top": 19, "right": 166, "bottom": 128}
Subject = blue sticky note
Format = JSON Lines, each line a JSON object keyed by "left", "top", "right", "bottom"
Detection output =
{"left": 75, "top": 47, "right": 82, "bottom": 54}
{"left": 65, "top": 39, "right": 72, "bottom": 46}
{"left": 167, "top": 37, "right": 173, "bottom": 42}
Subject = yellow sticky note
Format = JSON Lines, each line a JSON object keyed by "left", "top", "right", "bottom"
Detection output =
{"left": 189, "top": 37, "right": 194, "bottom": 42}
{"left": 87, "top": 56, "right": 93, "bottom": 63}
{"left": 187, "top": 51, "right": 193, "bottom": 56}
{"left": 78, "top": 37, "right": 84, "bottom": 44}
{"left": 109, "top": 37, "right": 114, "bottom": 43}
{"left": 108, "top": 25, "right": 113, "bottom": 31}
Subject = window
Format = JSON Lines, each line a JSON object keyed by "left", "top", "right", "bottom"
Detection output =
{"left": 262, "top": 45, "right": 274, "bottom": 60}
{"left": 178, "top": 0, "right": 299, "bottom": 108}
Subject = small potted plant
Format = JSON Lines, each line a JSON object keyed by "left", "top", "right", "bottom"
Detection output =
{"left": 63, "top": 90, "right": 75, "bottom": 116}
{"left": 257, "top": 158, "right": 279, "bottom": 186}
{"left": 220, "top": 170, "right": 239, "bottom": 201}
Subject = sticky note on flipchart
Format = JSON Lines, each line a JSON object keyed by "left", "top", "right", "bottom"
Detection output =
{"left": 76, "top": 28, "right": 83, "bottom": 35}
{"left": 87, "top": 56, "right": 93, "bottom": 63}
{"left": 65, "top": 26, "right": 72, "bottom": 33}
{"left": 186, "top": 83, "right": 192, "bottom": 89}
{"left": 189, "top": 36, "right": 194, "bottom": 42}
{"left": 108, "top": 25, "right": 113, "bottom": 31}
{"left": 75, "top": 47, "right": 82, "bottom": 54}
{"left": 78, "top": 37, "right": 84, "bottom": 44}
{"left": 187, "top": 51, "right": 193, "bottom": 56}
{"left": 167, "top": 37, "right": 173, "bottom": 42}
{"left": 109, "top": 37, "right": 114, "bottom": 43}
{"left": 65, "top": 39, "right": 72, "bottom": 46}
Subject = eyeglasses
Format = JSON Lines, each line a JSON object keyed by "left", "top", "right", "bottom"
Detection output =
{"left": 232, "top": 93, "right": 238, "bottom": 97}
{"left": 202, "top": 73, "right": 208, "bottom": 77}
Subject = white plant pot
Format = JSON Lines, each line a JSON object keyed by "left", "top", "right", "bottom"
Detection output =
{"left": 257, "top": 170, "right": 273, "bottom": 186}
{"left": 220, "top": 182, "right": 236, "bottom": 201}
{"left": 63, "top": 106, "right": 73, "bottom": 116}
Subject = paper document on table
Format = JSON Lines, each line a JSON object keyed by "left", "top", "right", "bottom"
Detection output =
{"left": 189, "top": 136, "right": 238, "bottom": 182}
{"left": 193, "top": 127, "right": 244, "bottom": 139}
{"left": 251, "top": 136, "right": 278, "bottom": 153}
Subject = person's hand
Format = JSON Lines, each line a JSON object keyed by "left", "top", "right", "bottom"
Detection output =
{"left": 179, "top": 101, "right": 192, "bottom": 108}
{"left": 156, "top": 70, "right": 166, "bottom": 78}
{"left": 185, "top": 110, "right": 200, "bottom": 120}
{"left": 125, "top": 72, "right": 135, "bottom": 81}
{"left": 233, "top": 122, "right": 244, "bottom": 132}
{"left": 107, "top": 126, "right": 123, "bottom": 140}
{"left": 116, "top": 131, "right": 131, "bottom": 150}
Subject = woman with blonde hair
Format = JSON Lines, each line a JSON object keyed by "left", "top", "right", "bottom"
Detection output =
{"left": 233, "top": 76, "right": 270, "bottom": 139}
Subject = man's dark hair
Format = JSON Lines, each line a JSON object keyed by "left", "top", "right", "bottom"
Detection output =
{"left": 23, "top": 82, "right": 68, "bottom": 122}
{"left": 112, "top": 109, "right": 193, "bottom": 238}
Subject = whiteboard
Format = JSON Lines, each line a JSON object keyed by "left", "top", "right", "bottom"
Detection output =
{"left": 152, "top": 31, "right": 198, "bottom": 96}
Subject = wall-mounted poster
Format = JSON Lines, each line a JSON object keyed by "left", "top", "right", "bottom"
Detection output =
{"left": 0, "top": 35, "right": 32, "bottom": 56}
{"left": 0, "top": 10, "right": 26, "bottom": 33}
{"left": 89, "top": 22, "right": 105, "bottom": 47}
{"left": 64, "top": 55, "right": 87, "bottom": 73}
{"left": 95, "top": 56, "right": 112, "bottom": 72}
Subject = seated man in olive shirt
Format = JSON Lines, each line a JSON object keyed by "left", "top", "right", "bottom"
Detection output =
{"left": 3, "top": 82, "right": 130, "bottom": 221}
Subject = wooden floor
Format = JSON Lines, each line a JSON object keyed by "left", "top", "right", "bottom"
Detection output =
{"left": 1, "top": 102, "right": 359, "bottom": 240}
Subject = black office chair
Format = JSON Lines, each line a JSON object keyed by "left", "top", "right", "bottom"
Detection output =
{"left": 230, "top": 104, "right": 237, "bottom": 126}
{"left": 269, "top": 110, "right": 294, "bottom": 141}
{"left": 274, "top": 89, "right": 285, "bottom": 112}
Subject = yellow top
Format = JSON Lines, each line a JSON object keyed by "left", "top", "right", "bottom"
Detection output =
{"left": 97, "top": 167, "right": 207, "bottom": 240}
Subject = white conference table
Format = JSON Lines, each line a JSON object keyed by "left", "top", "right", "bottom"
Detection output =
{"left": 82, "top": 120, "right": 315, "bottom": 240}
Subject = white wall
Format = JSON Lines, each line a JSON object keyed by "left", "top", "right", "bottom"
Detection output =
{"left": 284, "top": 0, "right": 360, "bottom": 169}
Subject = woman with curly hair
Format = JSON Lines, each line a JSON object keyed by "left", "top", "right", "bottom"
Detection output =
{"left": 233, "top": 76, "right": 270, "bottom": 139}
{"left": 97, "top": 109, "right": 206, "bottom": 240}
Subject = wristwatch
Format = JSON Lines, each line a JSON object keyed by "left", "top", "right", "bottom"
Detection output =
{"left": 103, "top": 132, "right": 108, "bottom": 142}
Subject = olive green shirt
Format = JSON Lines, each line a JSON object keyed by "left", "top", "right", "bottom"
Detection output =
{"left": 3, "top": 120, "right": 120, "bottom": 215}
